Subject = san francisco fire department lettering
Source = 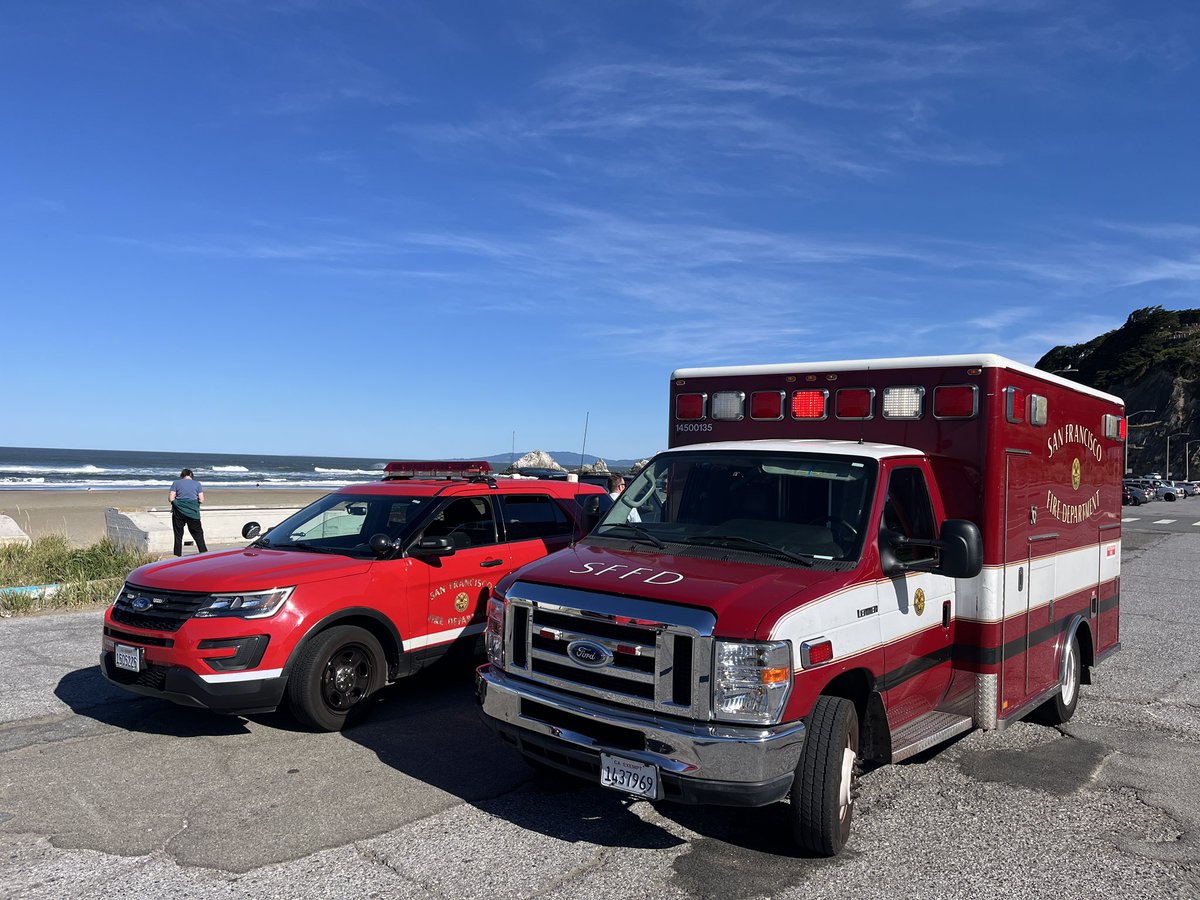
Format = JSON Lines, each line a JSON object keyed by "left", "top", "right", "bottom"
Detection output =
{"left": 1045, "top": 488, "right": 1102, "bottom": 524}
{"left": 430, "top": 578, "right": 492, "bottom": 601}
{"left": 1046, "top": 422, "right": 1103, "bottom": 461}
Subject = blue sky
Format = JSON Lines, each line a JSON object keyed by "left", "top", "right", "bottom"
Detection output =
{"left": 2, "top": 1, "right": 1198, "bottom": 462}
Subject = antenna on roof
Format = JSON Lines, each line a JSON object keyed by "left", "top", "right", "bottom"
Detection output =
{"left": 579, "top": 411, "right": 590, "bottom": 474}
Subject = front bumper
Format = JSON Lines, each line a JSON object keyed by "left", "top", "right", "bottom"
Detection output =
{"left": 476, "top": 664, "right": 805, "bottom": 807}
{"left": 100, "top": 651, "right": 287, "bottom": 715}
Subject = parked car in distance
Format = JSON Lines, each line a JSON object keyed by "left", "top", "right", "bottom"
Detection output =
{"left": 1122, "top": 485, "right": 1141, "bottom": 506}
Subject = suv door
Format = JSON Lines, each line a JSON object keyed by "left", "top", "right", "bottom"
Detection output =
{"left": 497, "top": 493, "right": 579, "bottom": 569}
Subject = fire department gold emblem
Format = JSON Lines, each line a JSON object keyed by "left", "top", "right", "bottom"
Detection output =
{"left": 454, "top": 592, "right": 470, "bottom": 613}
{"left": 1071, "top": 457, "right": 1081, "bottom": 491}
{"left": 914, "top": 588, "right": 926, "bottom": 616}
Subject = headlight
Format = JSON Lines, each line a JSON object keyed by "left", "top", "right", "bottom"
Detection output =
{"left": 712, "top": 639, "right": 793, "bottom": 724}
{"left": 194, "top": 587, "right": 295, "bottom": 619}
{"left": 484, "top": 594, "right": 506, "bottom": 668}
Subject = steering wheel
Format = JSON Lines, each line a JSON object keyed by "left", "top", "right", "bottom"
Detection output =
{"left": 813, "top": 516, "right": 859, "bottom": 545}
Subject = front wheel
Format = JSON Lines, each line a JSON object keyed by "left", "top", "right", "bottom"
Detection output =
{"left": 287, "top": 625, "right": 386, "bottom": 731}
{"left": 789, "top": 695, "right": 860, "bottom": 856}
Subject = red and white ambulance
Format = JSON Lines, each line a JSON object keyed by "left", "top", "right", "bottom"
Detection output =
{"left": 476, "top": 355, "right": 1123, "bottom": 854}
{"left": 101, "top": 462, "right": 605, "bottom": 731}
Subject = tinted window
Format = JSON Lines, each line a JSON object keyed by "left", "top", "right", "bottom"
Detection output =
{"left": 499, "top": 494, "right": 572, "bottom": 541}
{"left": 419, "top": 497, "right": 498, "bottom": 548}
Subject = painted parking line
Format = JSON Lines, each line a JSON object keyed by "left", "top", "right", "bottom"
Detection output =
{"left": 1153, "top": 519, "right": 1177, "bottom": 524}
{"left": 1122, "top": 517, "right": 1141, "bottom": 522}
{"left": 1193, "top": 521, "right": 1200, "bottom": 527}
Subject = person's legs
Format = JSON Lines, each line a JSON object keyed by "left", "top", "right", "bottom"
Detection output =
{"left": 186, "top": 516, "right": 208, "bottom": 553}
{"left": 171, "top": 508, "right": 186, "bottom": 556}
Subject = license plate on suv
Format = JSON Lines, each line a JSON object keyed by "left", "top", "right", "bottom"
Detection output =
{"left": 114, "top": 643, "right": 142, "bottom": 673}
{"left": 599, "top": 753, "right": 659, "bottom": 799}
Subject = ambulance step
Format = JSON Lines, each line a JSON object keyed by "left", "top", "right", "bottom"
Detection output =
{"left": 891, "top": 711, "right": 974, "bottom": 763}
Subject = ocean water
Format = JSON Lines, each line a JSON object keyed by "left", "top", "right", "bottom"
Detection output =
{"left": 0, "top": 446, "right": 393, "bottom": 491}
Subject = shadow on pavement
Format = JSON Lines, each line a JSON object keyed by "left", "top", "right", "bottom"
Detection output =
{"left": 55, "top": 665, "right": 252, "bottom": 737}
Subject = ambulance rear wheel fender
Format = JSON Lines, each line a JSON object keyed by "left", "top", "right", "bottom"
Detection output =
{"left": 284, "top": 608, "right": 408, "bottom": 684}
{"left": 1033, "top": 624, "right": 1084, "bottom": 726}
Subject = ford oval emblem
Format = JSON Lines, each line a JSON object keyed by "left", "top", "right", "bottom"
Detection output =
{"left": 130, "top": 595, "right": 152, "bottom": 611}
{"left": 567, "top": 639, "right": 613, "bottom": 668}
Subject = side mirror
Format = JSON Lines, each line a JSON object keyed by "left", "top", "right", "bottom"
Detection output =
{"left": 242, "top": 522, "right": 261, "bottom": 539}
{"left": 575, "top": 493, "right": 610, "bottom": 534}
{"left": 409, "top": 536, "right": 455, "bottom": 558}
{"left": 934, "top": 519, "right": 983, "bottom": 579}
{"left": 368, "top": 533, "right": 396, "bottom": 557}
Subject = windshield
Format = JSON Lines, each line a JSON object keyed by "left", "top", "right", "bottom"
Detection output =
{"left": 594, "top": 451, "right": 877, "bottom": 563}
{"left": 259, "top": 492, "right": 433, "bottom": 558}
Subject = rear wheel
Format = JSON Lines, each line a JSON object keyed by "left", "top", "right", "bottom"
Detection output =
{"left": 287, "top": 625, "right": 386, "bottom": 731}
{"left": 789, "top": 696, "right": 860, "bottom": 856}
{"left": 1035, "top": 633, "right": 1080, "bottom": 725}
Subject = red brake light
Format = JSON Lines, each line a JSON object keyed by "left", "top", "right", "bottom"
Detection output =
{"left": 676, "top": 393, "right": 706, "bottom": 420}
{"left": 836, "top": 388, "right": 874, "bottom": 420}
{"left": 750, "top": 391, "right": 784, "bottom": 420}
{"left": 933, "top": 385, "right": 977, "bottom": 419}
{"left": 790, "top": 390, "right": 827, "bottom": 420}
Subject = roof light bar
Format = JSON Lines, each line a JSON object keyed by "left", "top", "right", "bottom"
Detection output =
{"left": 383, "top": 460, "right": 493, "bottom": 480}
{"left": 882, "top": 386, "right": 924, "bottom": 420}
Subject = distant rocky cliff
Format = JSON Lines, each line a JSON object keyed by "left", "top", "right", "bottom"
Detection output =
{"left": 1037, "top": 306, "right": 1200, "bottom": 475}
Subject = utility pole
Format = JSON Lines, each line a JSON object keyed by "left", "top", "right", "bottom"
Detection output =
{"left": 1166, "top": 432, "right": 1189, "bottom": 480}
{"left": 1124, "top": 410, "right": 1155, "bottom": 475}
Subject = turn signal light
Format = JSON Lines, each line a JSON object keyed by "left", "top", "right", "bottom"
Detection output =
{"left": 760, "top": 666, "right": 791, "bottom": 684}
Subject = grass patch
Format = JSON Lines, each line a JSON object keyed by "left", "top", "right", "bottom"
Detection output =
{"left": 0, "top": 536, "right": 154, "bottom": 616}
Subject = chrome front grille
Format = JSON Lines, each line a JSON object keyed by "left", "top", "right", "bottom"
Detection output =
{"left": 503, "top": 581, "right": 716, "bottom": 719}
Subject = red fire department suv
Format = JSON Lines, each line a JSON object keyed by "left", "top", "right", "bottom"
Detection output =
{"left": 101, "top": 462, "right": 605, "bottom": 731}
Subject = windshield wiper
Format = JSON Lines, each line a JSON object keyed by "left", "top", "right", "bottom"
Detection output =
{"left": 271, "top": 541, "right": 345, "bottom": 555}
{"left": 601, "top": 521, "right": 667, "bottom": 549}
{"left": 683, "top": 534, "right": 814, "bottom": 567}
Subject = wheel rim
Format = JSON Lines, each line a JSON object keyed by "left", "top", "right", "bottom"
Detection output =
{"left": 1061, "top": 640, "right": 1078, "bottom": 705}
{"left": 320, "top": 644, "right": 374, "bottom": 711}
{"left": 838, "top": 742, "right": 857, "bottom": 822}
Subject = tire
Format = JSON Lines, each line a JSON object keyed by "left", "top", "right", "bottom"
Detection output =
{"left": 789, "top": 696, "right": 860, "bottom": 856}
{"left": 286, "top": 625, "right": 386, "bottom": 732}
{"left": 1035, "top": 633, "right": 1081, "bottom": 725}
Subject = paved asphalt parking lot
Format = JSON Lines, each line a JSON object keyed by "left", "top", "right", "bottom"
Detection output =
{"left": 1, "top": 522, "right": 1198, "bottom": 900}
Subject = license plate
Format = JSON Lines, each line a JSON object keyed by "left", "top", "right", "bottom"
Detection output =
{"left": 114, "top": 643, "right": 142, "bottom": 673}
{"left": 599, "top": 753, "right": 658, "bottom": 799}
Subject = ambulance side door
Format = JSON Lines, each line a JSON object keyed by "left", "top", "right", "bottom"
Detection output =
{"left": 876, "top": 463, "right": 956, "bottom": 727}
{"left": 412, "top": 496, "right": 508, "bottom": 666}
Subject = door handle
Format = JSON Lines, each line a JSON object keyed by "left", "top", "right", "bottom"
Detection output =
{"left": 480, "top": 558, "right": 503, "bottom": 568}
{"left": 942, "top": 600, "right": 951, "bottom": 629}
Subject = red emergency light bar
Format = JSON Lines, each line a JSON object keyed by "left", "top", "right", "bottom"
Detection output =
{"left": 382, "top": 460, "right": 494, "bottom": 480}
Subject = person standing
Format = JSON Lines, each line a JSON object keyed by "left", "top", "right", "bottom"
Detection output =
{"left": 169, "top": 468, "right": 208, "bottom": 556}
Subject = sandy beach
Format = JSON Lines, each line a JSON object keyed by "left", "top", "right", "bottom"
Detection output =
{"left": 0, "top": 488, "right": 329, "bottom": 547}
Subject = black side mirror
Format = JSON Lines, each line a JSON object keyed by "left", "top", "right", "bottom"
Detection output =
{"left": 575, "top": 493, "right": 610, "bottom": 534}
{"left": 409, "top": 536, "right": 455, "bottom": 558}
{"left": 934, "top": 519, "right": 983, "bottom": 579}
{"left": 368, "top": 533, "right": 397, "bottom": 557}
{"left": 242, "top": 522, "right": 261, "bottom": 539}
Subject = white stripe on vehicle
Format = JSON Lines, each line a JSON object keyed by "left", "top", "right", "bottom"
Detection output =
{"left": 198, "top": 668, "right": 284, "bottom": 684}
{"left": 405, "top": 623, "right": 486, "bottom": 650}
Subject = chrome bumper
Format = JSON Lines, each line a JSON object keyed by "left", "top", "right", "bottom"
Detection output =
{"left": 476, "top": 664, "right": 805, "bottom": 804}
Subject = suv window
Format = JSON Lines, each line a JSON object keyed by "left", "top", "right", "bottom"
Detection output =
{"left": 499, "top": 494, "right": 572, "bottom": 541}
{"left": 420, "top": 497, "right": 499, "bottom": 549}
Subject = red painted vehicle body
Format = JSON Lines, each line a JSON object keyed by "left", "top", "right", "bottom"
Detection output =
{"left": 476, "top": 355, "right": 1124, "bottom": 854}
{"left": 101, "top": 467, "right": 605, "bottom": 731}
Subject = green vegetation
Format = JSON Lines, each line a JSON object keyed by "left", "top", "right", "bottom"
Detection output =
{"left": 0, "top": 536, "right": 153, "bottom": 616}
